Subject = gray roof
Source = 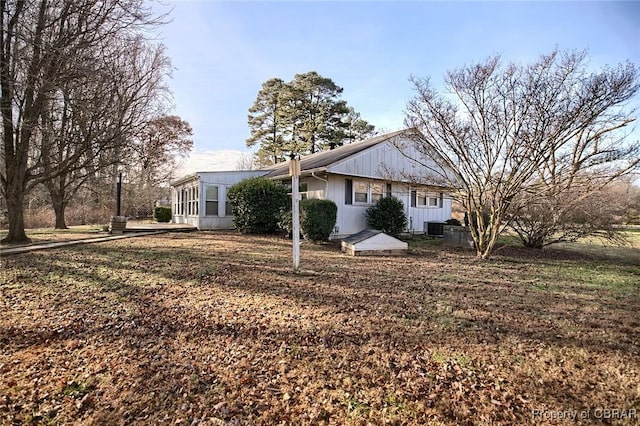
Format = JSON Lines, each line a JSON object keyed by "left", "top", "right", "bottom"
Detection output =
{"left": 263, "top": 129, "right": 412, "bottom": 179}
{"left": 341, "top": 229, "right": 383, "bottom": 244}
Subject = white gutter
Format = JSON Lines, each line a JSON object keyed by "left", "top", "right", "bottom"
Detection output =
{"left": 311, "top": 172, "right": 328, "bottom": 183}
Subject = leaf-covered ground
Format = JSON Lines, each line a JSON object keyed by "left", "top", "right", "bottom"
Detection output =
{"left": 1, "top": 232, "right": 639, "bottom": 425}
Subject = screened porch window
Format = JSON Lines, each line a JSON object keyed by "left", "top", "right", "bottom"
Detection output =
{"left": 205, "top": 185, "right": 219, "bottom": 216}
{"left": 188, "top": 187, "right": 199, "bottom": 215}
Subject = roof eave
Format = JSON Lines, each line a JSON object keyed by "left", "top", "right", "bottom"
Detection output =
{"left": 267, "top": 166, "right": 328, "bottom": 180}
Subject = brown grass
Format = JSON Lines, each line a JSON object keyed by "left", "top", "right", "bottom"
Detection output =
{"left": 1, "top": 232, "right": 639, "bottom": 425}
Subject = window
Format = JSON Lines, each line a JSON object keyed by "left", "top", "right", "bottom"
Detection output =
{"left": 371, "top": 182, "right": 384, "bottom": 203}
{"left": 173, "top": 189, "right": 178, "bottom": 215}
{"left": 351, "top": 180, "right": 386, "bottom": 205}
{"left": 416, "top": 190, "right": 442, "bottom": 208}
{"left": 225, "top": 187, "right": 232, "bottom": 216}
{"left": 187, "top": 186, "right": 198, "bottom": 216}
{"left": 284, "top": 181, "right": 309, "bottom": 200}
{"left": 205, "top": 185, "right": 218, "bottom": 216}
{"left": 354, "top": 181, "right": 368, "bottom": 203}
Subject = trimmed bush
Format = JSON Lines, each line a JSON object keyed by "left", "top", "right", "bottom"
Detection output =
{"left": 227, "top": 177, "right": 289, "bottom": 233}
{"left": 300, "top": 198, "right": 337, "bottom": 242}
{"left": 154, "top": 206, "right": 172, "bottom": 223}
{"left": 445, "top": 218, "right": 462, "bottom": 226}
{"left": 365, "top": 196, "right": 407, "bottom": 237}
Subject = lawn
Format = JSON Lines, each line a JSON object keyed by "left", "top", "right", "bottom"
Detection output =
{"left": 1, "top": 231, "right": 639, "bottom": 425}
{"left": 0, "top": 225, "right": 107, "bottom": 246}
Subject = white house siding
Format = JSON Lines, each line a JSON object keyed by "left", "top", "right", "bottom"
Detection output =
{"left": 325, "top": 176, "right": 452, "bottom": 237}
{"left": 407, "top": 197, "right": 452, "bottom": 233}
{"left": 325, "top": 175, "right": 367, "bottom": 236}
{"left": 327, "top": 137, "right": 445, "bottom": 183}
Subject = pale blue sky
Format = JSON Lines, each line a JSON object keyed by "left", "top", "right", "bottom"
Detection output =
{"left": 152, "top": 1, "right": 640, "bottom": 172}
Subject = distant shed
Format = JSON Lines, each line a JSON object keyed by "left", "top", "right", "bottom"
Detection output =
{"left": 341, "top": 229, "right": 408, "bottom": 256}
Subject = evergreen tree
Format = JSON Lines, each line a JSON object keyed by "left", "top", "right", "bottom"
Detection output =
{"left": 246, "top": 78, "right": 288, "bottom": 164}
{"left": 338, "top": 107, "right": 377, "bottom": 146}
{"left": 289, "top": 72, "right": 350, "bottom": 154}
{"left": 246, "top": 72, "right": 375, "bottom": 164}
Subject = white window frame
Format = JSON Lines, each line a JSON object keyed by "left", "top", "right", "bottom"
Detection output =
{"left": 188, "top": 186, "right": 199, "bottom": 216}
{"left": 173, "top": 189, "right": 178, "bottom": 216}
{"left": 353, "top": 180, "right": 385, "bottom": 205}
{"left": 417, "top": 191, "right": 442, "bottom": 208}
{"left": 371, "top": 182, "right": 384, "bottom": 204}
{"left": 205, "top": 185, "right": 219, "bottom": 216}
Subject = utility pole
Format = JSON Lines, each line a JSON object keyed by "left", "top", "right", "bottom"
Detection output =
{"left": 289, "top": 156, "right": 301, "bottom": 273}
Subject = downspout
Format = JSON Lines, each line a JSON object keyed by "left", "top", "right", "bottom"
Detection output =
{"left": 311, "top": 171, "right": 328, "bottom": 198}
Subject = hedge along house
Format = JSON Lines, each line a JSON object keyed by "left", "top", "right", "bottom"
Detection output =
{"left": 171, "top": 170, "right": 267, "bottom": 229}
{"left": 262, "top": 129, "right": 454, "bottom": 238}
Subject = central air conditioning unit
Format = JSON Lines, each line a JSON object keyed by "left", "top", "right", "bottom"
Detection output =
{"left": 424, "top": 221, "right": 445, "bottom": 237}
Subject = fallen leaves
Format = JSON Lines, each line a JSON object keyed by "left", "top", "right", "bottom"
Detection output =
{"left": 1, "top": 231, "right": 638, "bottom": 425}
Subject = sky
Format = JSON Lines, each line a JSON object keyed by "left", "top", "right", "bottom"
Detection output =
{"left": 150, "top": 1, "right": 640, "bottom": 175}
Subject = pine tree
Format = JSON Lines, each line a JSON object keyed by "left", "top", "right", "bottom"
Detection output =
{"left": 246, "top": 78, "right": 288, "bottom": 164}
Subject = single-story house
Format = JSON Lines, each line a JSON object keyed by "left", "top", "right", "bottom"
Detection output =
{"left": 170, "top": 129, "right": 454, "bottom": 237}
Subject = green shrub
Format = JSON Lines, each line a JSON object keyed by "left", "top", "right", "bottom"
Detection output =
{"left": 300, "top": 198, "right": 337, "bottom": 242}
{"left": 365, "top": 196, "right": 407, "bottom": 237}
{"left": 153, "top": 206, "right": 172, "bottom": 223}
{"left": 445, "top": 218, "right": 462, "bottom": 226}
{"left": 227, "top": 177, "right": 289, "bottom": 233}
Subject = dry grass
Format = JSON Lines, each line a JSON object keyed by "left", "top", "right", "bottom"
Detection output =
{"left": 1, "top": 231, "right": 639, "bottom": 425}
{"left": 0, "top": 225, "right": 107, "bottom": 247}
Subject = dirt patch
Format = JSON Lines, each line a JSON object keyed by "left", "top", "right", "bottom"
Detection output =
{"left": 1, "top": 231, "right": 638, "bottom": 425}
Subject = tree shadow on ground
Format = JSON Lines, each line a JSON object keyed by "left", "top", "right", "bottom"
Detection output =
{"left": 1, "top": 231, "right": 638, "bottom": 424}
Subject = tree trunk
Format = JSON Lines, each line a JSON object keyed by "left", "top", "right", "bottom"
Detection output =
{"left": 2, "top": 180, "right": 30, "bottom": 244}
{"left": 52, "top": 198, "right": 68, "bottom": 229}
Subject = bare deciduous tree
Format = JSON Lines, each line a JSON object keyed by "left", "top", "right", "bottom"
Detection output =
{"left": 1, "top": 0, "right": 168, "bottom": 242}
{"left": 404, "top": 50, "right": 639, "bottom": 258}
{"left": 123, "top": 114, "right": 193, "bottom": 215}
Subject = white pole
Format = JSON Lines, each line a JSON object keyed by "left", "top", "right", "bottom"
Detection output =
{"left": 290, "top": 158, "right": 301, "bottom": 273}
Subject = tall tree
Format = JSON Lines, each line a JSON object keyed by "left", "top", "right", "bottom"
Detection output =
{"left": 131, "top": 115, "right": 193, "bottom": 187}
{"left": 338, "top": 106, "right": 377, "bottom": 146}
{"left": 246, "top": 72, "right": 374, "bottom": 164}
{"left": 246, "top": 78, "right": 288, "bottom": 164}
{"left": 40, "top": 36, "right": 173, "bottom": 229}
{"left": 0, "top": 0, "right": 167, "bottom": 243}
{"left": 289, "top": 71, "right": 349, "bottom": 154}
{"left": 404, "top": 50, "right": 639, "bottom": 259}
